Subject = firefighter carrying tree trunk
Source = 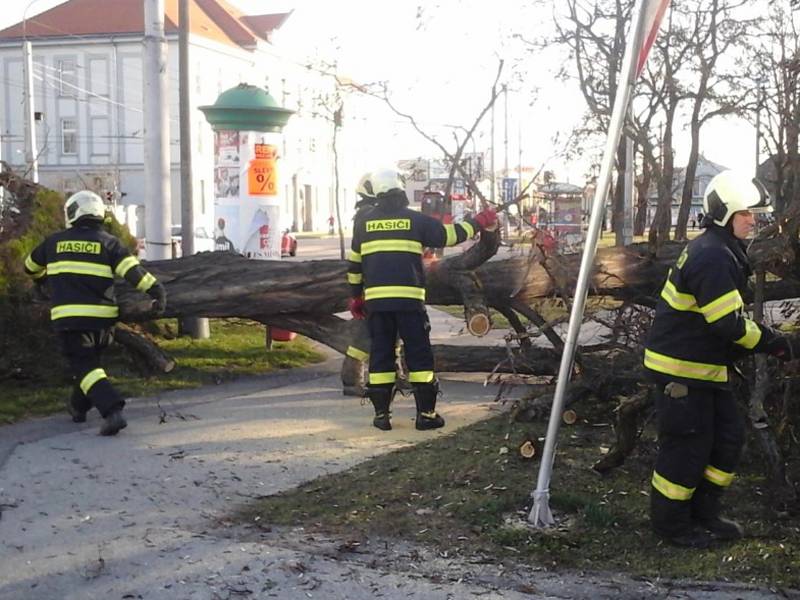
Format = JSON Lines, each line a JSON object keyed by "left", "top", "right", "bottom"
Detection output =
{"left": 23, "top": 191, "right": 167, "bottom": 436}
{"left": 347, "top": 168, "right": 497, "bottom": 431}
{"left": 644, "top": 170, "right": 798, "bottom": 548}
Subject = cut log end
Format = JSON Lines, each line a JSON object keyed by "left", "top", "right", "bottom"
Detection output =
{"left": 466, "top": 313, "right": 491, "bottom": 337}
{"left": 519, "top": 439, "right": 537, "bottom": 459}
{"left": 562, "top": 409, "right": 577, "bottom": 425}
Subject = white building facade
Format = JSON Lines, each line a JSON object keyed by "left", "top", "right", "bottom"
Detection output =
{"left": 0, "top": 0, "right": 368, "bottom": 238}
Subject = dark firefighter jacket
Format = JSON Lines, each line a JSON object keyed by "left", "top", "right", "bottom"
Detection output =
{"left": 643, "top": 224, "right": 778, "bottom": 388}
{"left": 23, "top": 222, "right": 159, "bottom": 331}
{"left": 348, "top": 205, "right": 477, "bottom": 312}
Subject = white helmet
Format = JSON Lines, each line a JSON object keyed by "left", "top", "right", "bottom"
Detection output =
{"left": 356, "top": 172, "right": 375, "bottom": 198}
{"left": 64, "top": 190, "right": 106, "bottom": 228}
{"left": 369, "top": 168, "right": 406, "bottom": 197}
{"left": 703, "top": 170, "right": 771, "bottom": 227}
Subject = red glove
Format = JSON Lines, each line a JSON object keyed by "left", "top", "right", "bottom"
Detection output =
{"left": 348, "top": 296, "right": 366, "bottom": 319}
{"left": 474, "top": 207, "right": 498, "bottom": 230}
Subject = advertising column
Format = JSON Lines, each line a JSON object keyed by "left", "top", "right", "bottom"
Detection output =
{"left": 212, "top": 131, "right": 283, "bottom": 260}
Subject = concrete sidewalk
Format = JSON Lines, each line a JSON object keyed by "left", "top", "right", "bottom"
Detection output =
{"left": 0, "top": 318, "right": 792, "bottom": 599}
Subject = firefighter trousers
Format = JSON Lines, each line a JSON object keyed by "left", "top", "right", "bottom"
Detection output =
{"left": 366, "top": 310, "right": 434, "bottom": 390}
{"left": 650, "top": 382, "right": 745, "bottom": 536}
{"left": 59, "top": 329, "right": 125, "bottom": 418}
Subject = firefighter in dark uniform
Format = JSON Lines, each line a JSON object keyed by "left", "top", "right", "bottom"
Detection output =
{"left": 644, "top": 170, "right": 795, "bottom": 547}
{"left": 347, "top": 168, "right": 497, "bottom": 431}
{"left": 24, "top": 190, "right": 167, "bottom": 436}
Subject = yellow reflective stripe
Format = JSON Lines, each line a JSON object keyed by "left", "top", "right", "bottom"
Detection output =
{"left": 115, "top": 255, "right": 140, "bottom": 277}
{"left": 79, "top": 368, "right": 107, "bottom": 395}
{"left": 703, "top": 465, "right": 735, "bottom": 488}
{"left": 700, "top": 289, "right": 743, "bottom": 324}
{"left": 369, "top": 372, "right": 396, "bottom": 384}
{"left": 408, "top": 370, "right": 434, "bottom": 383}
{"left": 643, "top": 349, "right": 727, "bottom": 383}
{"left": 348, "top": 250, "right": 362, "bottom": 263}
{"left": 347, "top": 272, "right": 363, "bottom": 285}
{"left": 365, "top": 286, "right": 426, "bottom": 302}
{"left": 460, "top": 221, "right": 475, "bottom": 238}
{"left": 652, "top": 470, "right": 695, "bottom": 501}
{"left": 361, "top": 240, "right": 423, "bottom": 255}
{"left": 51, "top": 304, "right": 119, "bottom": 320}
{"left": 660, "top": 277, "right": 701, "bottom": 313}
{"left": 136, "top": 273, "right": 157, "bottom": 292}
{"left": 24, "top": 254, "right": 45, "bottom": 273}
{"left": 48, "top": 261, "right": 113, "bottom": 278}
{"left": 444, "top": 224, "right": 457, "bottom": 246}
{"left": 735, "top": 320, "right": 762, "bottom": 350}
{"left": 346, "top": 346, "right": 369, "bottom": 361}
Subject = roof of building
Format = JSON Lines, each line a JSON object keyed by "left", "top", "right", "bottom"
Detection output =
{"left": 0, "top": 0, "right": 290, "bottom": 50}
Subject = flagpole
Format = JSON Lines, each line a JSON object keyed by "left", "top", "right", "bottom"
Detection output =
{"left": 529, "top": 0, "right": 652, "bottom": 527}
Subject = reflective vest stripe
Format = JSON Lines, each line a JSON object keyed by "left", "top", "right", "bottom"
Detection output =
{"left": 136, "top": 273, "right": 157, "bottom": 292}
{"left": 348, "top": 250, "right": 362, "bottom": 263}
{"left": 346, "top": 345, "right": 369, "bottom": 361}
{"left": 735, "top": 319, "right": 762, "bottom": 350}
{"left": 24, "top": 254, "right": 45, "bottom": 274}
{"left": 651, "top": 470, "right": 694, "bottom": 501}
{"left": 365, "top": 286, "right": 426, "bottom": 302}
{"left": 701, "top": 289, "right": 743, "bottom": 323}
{"left": 408, "top": 370, "right": 434, "bottom": 383}
{"left": 80, "top": 368, "right": 107, "bottom": 395}
{"left": 703, "top": 464, "right": 735, "bottom": 488}
{"left": 369, "top": 371, "right": 396, "bottom": 385}
{"left": 48, "top": 261, "right": 113, "bottom": 278}
{"left": 115, "top": 256, "right": 140, "bottom": 277}
{"left": 347, "top": 272, "right": 363, "bottom": 285}
{"left": 643, "top": 348, "right": 727, "bottom": 383}
{"left": 460, "top": 221, "right": 475, "bottom": 239}
{"left": 361, "top": 240, "right": 423, "bottom": 255}
{"left": 660, "top": 277, "right": 701, "bottom": 313}
{"left": 51, "top": 304, "right": 119, "bottom": 320}
{"left": 444, "top": 224, "right": 457, "bottom": 246}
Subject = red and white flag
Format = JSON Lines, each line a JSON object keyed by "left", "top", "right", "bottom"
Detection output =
{"left": 635, "top": 0, "right": 671, "bottom": 77}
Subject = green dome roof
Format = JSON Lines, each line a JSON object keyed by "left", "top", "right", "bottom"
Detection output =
{"left": 199, "top": 83, "right": 294, "bottom": 132}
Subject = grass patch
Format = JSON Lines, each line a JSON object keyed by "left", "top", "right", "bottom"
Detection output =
{"left": 243, "top": 409, "right": 800, "bottom": 587}
{"left": 0, "top": 318, "right": 325, "bottom": 424}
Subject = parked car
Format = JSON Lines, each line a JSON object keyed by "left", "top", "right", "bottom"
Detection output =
{"left": 281, "top": 228, "right": 297, "bottom": 257}
{"left": 170, "top": 225, "right": 215, "bottom": 257}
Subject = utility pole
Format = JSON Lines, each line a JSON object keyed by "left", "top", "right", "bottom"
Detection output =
{"left": 22, "top": 41, "right": 39, "bottom": 183}
{"left": 178, "top": 0, "right": 209, "bottom": 338}
{"left": 503, "top": 84, "right": 510, "bottom": 238}
{"left": 490, "top": 94, "right": 496, "bottom": 205}
{"left": 621, "top": 136, "right": 634, "bottom": 246}
{"left": 143, "top": 0, "right": 172, "bottom": 260}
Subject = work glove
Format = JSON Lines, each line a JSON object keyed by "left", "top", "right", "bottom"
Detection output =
{"left": 147, "top": 282, "right": 167, "bottom": 317}
{"left": 474, "top": 207, "right": 498, "bottom": 230}
{"left": 765, "top": 336, "right": 800, "bottom": 362}
{"left": 348, "top": 296, "right": 366, "bottom": 320}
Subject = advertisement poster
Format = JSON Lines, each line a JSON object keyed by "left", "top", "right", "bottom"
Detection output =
{"left": 212, "top": 130, "right": 282, "bottom": 260}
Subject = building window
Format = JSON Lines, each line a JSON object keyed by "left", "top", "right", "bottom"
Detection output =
{"left": 61, "top": 119, "right": 78, "bottom": 155}
{"left": 58, "top": 59, "right": 77, "bottom": 97}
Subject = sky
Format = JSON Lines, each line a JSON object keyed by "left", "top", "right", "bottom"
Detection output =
{"left": 0, "top": 0, "right": 759, "bottom": 183}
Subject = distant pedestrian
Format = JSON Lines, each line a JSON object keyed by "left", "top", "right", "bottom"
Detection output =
{"left": 691, "top": 217, "right": 696, "bottom": 230}
{"left": 328, "top": 215, "right": 335, "bottom": 235}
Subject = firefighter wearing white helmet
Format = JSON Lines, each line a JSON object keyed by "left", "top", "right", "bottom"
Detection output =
{"left": 23, "top": 190, "right": 167, "bottom": 436}
{"left": 346, "top": 167, "right": 498, "bottom": 431}
{"left": 643, "top": 170, "right": 796, "bottom": 548}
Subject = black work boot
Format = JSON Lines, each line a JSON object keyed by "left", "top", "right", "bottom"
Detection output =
{"left": 692, "top": 481, "right": 743, "bottom": 540}
{"left": 656, "top": 525, "right": 715, "bottom": 549}
{"left": 367, "top": 387, "right": 392, "bottom": 431}
{"left": 413, "top": 382, "right": 445, "bottom": 431}
{"left": 99, "top": 410, "right": 127, "bottom": 436}
{"left": 65, "top": 391, "right": 88, "bottom": 423}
